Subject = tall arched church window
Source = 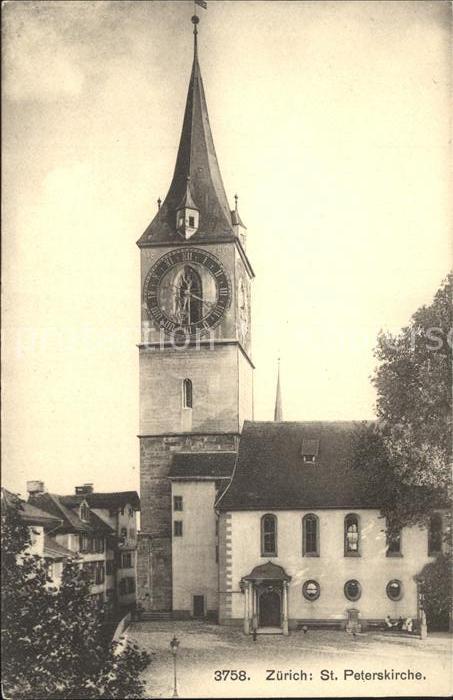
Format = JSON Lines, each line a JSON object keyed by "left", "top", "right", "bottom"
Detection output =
{"left": 183, "top": 379, "right": 193, "bottom": 409}
{"left": 261, "top": 514, "right": 277, "bottom": 557}
{"left": 174, "top": 265, "right": 203, "bottom": 325}
{"left": 344, "top": 513, "right": 360, "bottom": 556}
{"left": 428, "top": 513, "right": 442, "bottom": 555}
{"left": 302, "top": 514, "right": 319, "bottom": 556}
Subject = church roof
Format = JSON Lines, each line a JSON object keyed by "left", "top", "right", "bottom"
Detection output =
{"left": 169, "top": 452, "right": 236, "bottom": 479}
{"left": 217, "top": 420, "right": 378, "bottom": 511}
{"left": 138, "top": 32, "right": 235, "bottom": 246}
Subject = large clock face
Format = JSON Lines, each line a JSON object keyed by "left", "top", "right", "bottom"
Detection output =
{"left": 144, "top": 248, "right": 231, "bottom": 336}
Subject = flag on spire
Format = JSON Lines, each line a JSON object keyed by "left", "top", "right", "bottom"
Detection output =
{"left": 195, "top": 0, "right": 207, "bottom": 8}
{"left": 274, "top": 359, "right": 283, "bottom": 422}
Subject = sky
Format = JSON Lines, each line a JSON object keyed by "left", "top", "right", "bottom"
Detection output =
{"left": 2, "top": 0, "right": 451, "bottom": 497}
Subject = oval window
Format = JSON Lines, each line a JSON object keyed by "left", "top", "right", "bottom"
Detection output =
{"left": 344, "top": 579, "right": 361, "bottom": 601}
{"left": 386, "top": 579, "right": 403, "bottom": 601}
{"left": 302, "top": 580, "right": 320, "bottom": 601}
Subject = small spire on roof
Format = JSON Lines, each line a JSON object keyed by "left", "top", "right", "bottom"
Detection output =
{"left": 274, "top": 358, "right": 283, "bottom": 422}
{"left": 234, "top": 193, "right": 239, "bottom": 211}
{"left": 157, "top": 197, "right": 161, "bottom": 211}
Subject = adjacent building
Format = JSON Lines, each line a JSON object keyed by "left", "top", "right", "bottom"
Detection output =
{"left": 27, "top": 481, "right": 140, "bottom": 612}
{"left": 1, "top": 487, "right": 73, "bottom": 586}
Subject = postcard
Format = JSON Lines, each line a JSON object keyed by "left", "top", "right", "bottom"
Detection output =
{"left": 2, "top": 1, "right": 451, "bottom": 698}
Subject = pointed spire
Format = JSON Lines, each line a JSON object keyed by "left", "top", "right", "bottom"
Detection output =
{"left": 274, "top": 358, "right": 283, "bottom": 422}
{"left": 138, "top": 11, "right": 234, "bottom": 246}
{"left": 177, "top": 176, "right": 198, "bottom": 211}
{"left": 231, "top": 193, "right": 246, "bottom": 229}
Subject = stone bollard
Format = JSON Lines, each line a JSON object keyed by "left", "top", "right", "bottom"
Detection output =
{"left": 419, "top": 610, "right": 427, "bottom": 640}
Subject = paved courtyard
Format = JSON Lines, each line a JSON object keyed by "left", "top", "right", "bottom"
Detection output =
{"left": 126, "top": 620, "right": 452, "bottom": 698}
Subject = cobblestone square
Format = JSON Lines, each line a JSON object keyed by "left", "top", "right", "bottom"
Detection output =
{"left": 127, "top": 621, "right": 452, "bottom": 698}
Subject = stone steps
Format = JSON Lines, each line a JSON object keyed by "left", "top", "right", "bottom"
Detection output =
{"left": 140, "top": 611, "right": 173, "bottom": 621}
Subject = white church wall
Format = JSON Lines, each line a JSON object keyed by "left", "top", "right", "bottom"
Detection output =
{"left": 228, "top": 509, "right": 433, "bottom": 623}
{"left": 172, "top": 480, "right": 218, "bottom": 615}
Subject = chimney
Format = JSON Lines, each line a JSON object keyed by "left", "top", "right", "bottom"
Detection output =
{"left": 75, "top": 483, "right": 94, "bottom": 495}
{"left": 27, "top": 480, "right": 45, "bottom": 496}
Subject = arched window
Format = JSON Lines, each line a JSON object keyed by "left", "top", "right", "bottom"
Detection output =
{"left": 183, "top": 379, "right": 193, "bottom": 408}
{"left": 174, "top": 266, "right": 203, "bottom": 325}
{"left": 302, "top": 514, "right": 319, "bottom": 556}
{"left": 344, "top": 514, "right": 360, "bottom": 556}
{"left": 428, "top": 513, "right": 442, "bottom": 555}
{"left": 261, "top": 514, "right": 277, "bottom": 557}
{"left": 386, "top": 523, "right": 402, "bottom": 557}
{"left": 80, "top": 502, "right": 89, "bottom": 523}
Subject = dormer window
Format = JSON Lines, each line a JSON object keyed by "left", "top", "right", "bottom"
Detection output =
{"left": 301, "top": 438, "right": 319, "bottom": 464}
{"left": 177, "top": 207, "right": 199, "bottom": 239}
{"left": 176, "top": 178, "right": 199, "bottom": 239}
{"left": 80, "top": 502, "right": 90, "bottom": 522}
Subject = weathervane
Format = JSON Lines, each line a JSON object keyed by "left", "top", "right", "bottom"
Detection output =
{"left": 192, "top": 0, "right": 207, "bottom": 47}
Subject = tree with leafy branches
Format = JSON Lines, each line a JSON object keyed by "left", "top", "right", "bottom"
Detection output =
{"left": 1, "top": 498, "right": 151, "bottom": 699}
{"left": 352, "top": 273, "right": 452, "bottom": 528}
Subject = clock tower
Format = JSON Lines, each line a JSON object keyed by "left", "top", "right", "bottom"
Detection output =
{"left": 137, "top": 16, "right": 254, "bottom": 612}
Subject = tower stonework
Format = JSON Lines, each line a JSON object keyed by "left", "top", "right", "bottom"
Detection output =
{"left": 137, "top": 20, "right": 253, "bottom": 612}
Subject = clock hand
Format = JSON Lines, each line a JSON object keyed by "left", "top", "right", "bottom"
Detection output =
{"left": 185, "top": 291, "right": 215, "bottom": 308}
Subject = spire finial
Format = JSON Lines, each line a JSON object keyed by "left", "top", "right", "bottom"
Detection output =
{"left": 191, "top": 14, "right": 200, "bottom": 56}
{"left": 234, "top": 193, "right": 238, "bottom": 211}
{"left": 157, "top": 197, "right": 161, "bottom": 211}
{"left": 274, "top": 357, "right": 283, "bottom": 422}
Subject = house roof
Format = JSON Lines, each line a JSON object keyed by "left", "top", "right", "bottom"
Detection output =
{"left": 217, "top": 420, "right": 378, "bottom": 511}
{"left": 169, "top": 452, "right": 237, "bottom": 479}
{"left": 61, "top": 491, "right": 140, "bottom": 511}
{"left": 137, "top": 33, "right": 236, "bottom": 247}
{"left": 29, "top": 493, "right": 115, "bottom": 535}
{"left": 43, "top": 535, "right": 74, "bottom": 560}
{"left": 1, "top": 488, "right": 61, "bottom": 528}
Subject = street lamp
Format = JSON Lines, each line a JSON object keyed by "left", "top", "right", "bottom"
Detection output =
{"left": 169, "top": 635, "right": 180, "bottom": 698}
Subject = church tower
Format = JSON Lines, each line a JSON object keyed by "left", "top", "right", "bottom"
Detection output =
{"left": 137, "top": 15, "right": 254, "bottom": 612}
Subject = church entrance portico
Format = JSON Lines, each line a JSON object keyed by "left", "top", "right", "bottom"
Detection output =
{"left": 241, "top": 562, "right": 291, "bottom": 636}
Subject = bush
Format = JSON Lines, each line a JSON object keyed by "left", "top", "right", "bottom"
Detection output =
{"left": 418, "top": 554, "right": 452, "bottom": 631}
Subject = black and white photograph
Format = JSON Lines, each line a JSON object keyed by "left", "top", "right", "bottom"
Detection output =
{"left": 2, "top": 0, "right": 452, "bottom": 698}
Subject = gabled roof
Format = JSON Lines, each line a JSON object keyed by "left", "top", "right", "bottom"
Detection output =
{"left": 29, "top": 493, "right": 115, "bottom": 535}
{"left": 169, "top": 452, "right": 236, "bottom": 479}
{"left": 217, "top": 421, "right": 378, "bottom": 511}
{"left": 137, "top": 38, "right": 236, "bottom": 246}
{"left": 1, "top": 488, "right": 61, "bottom": 528}
{"left": 61, "top": 491, "right": 140, "bottom": 511}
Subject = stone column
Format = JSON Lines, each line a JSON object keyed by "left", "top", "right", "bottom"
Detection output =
{"left": 244, "top": 582, "right": 250, "bottom": 635}
{"left": 282, "top": 582, "right": 289, "bottom": 636}
{"left": 251, "top": 584, "right": 257, "bottom": 632}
